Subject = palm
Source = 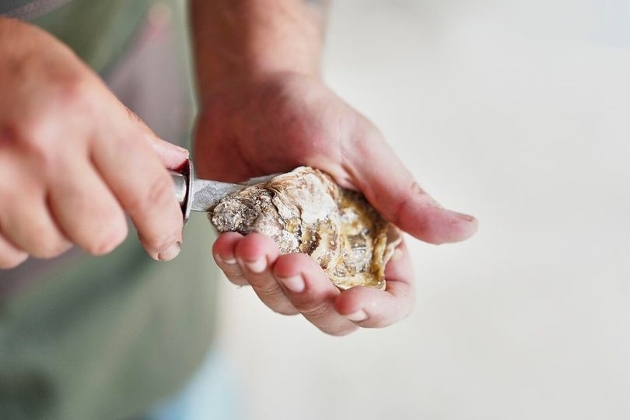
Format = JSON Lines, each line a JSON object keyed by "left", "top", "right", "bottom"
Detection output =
{"left": 192, "top": 73, "right": 476, "bottom": 335}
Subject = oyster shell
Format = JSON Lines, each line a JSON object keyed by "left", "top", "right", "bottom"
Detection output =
{"left": 210, "top": 167, "right": 401, "bottom": 290}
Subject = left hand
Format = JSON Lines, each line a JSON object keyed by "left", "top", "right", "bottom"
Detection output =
{"left": 193, "top": 72, "right": 477, "bottom": 335}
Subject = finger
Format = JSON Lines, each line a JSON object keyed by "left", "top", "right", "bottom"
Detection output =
{"left": 0, "top": 190, "right": 72, "bottom": 259}
{"left": 0, "top": 234, "right": 28, "bottom": 269}
{"left": 213, "top": 232, "right": 249, "bottom": 286}
{"left": 150, "top": 137, "right": 189, "bottom": 170}
{"left": 342, "top": 131, "right": 478, "bottom": 244}
{"left": 47, "top": 158, "right": 128, "bottom": 256}
{"left": 233, "top": 233, "right": 298, "bottom": 315}
{"left": 126, "top": 106, "right": 189, "bottom": 170}
{"left": 273, "top": 253, "right": 358, "bottom": 336}
{"left": 91, "top": 100, "right": 184, "bottom": 261}
{"left": 334, "top": 240, "right": 415, "bottom": 328}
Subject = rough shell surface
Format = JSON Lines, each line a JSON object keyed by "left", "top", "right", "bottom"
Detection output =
{"left": 210, "top": 167, "right": 401, "bottom": 290}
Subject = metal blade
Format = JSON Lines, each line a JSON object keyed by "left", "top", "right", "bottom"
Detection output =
{"left": 171, "top": 158, "right": 279, "bottom": 223}
{"left": 189, "top": 179, "right": 247, "bottom": 212}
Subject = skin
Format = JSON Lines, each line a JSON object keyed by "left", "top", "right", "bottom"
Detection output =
{"left": 190, "top": 0, "right": 478, "bottom": 335}
{"left": 0, "top": 1, "right": 477, "bottom": 336}
{"left": 0, "top": 17, "right": 188, "bottom": 268}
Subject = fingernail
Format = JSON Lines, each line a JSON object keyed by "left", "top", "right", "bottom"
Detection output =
{"left": 278, "top": 275, "right": 305, "bottom": 293}
{"left": 447, "top": 210, "right": 476, "bottom": 222}
{"left": 214, "top": 253, "right": 236, "bottom": 265}
{"left": 346, "top": 310, "right": 368, "bottom": 322}
{"left": 158, "top": 242, "right": 181, "bottom": 261}
{"left": 245, "top": 257, "right": 266, "bottom": 274}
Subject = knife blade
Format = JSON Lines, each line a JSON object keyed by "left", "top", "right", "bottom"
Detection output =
{"left": 170, "top": 159, "right": 274, "bottom": 224}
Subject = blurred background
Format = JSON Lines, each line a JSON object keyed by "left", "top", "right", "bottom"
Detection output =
{"left": 212, "top": 1, "right": 630, "bottom": 419}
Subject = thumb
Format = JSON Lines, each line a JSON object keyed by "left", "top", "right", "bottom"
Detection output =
{"left": 345, "top": 136, "right": 478, "bottom": 245}
{"left": 125, "top": 106, "right": 189, "bottom": 170}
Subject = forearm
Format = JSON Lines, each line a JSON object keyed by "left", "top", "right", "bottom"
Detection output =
{"left": 189, "top": 0, "right": 331, "bottom": 100}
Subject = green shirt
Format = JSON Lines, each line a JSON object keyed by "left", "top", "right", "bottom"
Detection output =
{"left": 0, "top": 2, "right": 218, "bottom": 419}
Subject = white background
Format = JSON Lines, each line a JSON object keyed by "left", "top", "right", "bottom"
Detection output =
{"left": 215, "top": 1, "right": 630, "bottom": 419}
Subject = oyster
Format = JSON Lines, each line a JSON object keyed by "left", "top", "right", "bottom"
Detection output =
{"left": 210, "top": 167, "right": 401, "bottom": 290}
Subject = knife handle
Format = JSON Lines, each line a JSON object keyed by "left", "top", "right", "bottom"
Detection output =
{"left": 169, "top": 159, "right": 194, "bottom": 225}
{"left": 171, "top": 171, "right": 187, "bottom": 206}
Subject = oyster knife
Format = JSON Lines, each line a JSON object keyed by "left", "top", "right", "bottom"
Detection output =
{"left": 170, "top": 159, "right": 274, "bottom": 224}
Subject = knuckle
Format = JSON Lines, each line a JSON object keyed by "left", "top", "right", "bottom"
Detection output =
{"left": 1, "top": 117, "right": 47, "bottom": 151}
{"left": 0, "top": 119, "right": 23, "bottom": 149}
{"left": 223, "top": 267, "right": 248, "bottom": 284}
{"left": 86, "top": 222, "right": 128, "bottom": 256}
{"left": 273, "top": 304, "right": 299, "bottom": 316}
{"left": 128, "top": 175, "right": 175, "bottom": 217}
{"left": 256, "top": 281, "right": 285, "bottom": 299}
{"left": 253, "top": 283, "right": 300, "bottom": 315}
{"left": 0, "top": 77, "right": 94, "bottom": 160}
{"left": 53, "top": 76, "right": 93, "bottom": 110}
{"left": 29, "top": 237, "right": 70, "bottom": 259}
{"left": 39, "top": 64, "right": 95, "bottom": 112}
{"left": 0, "top": 214, "right": 68, "bottom": 262}
{"left": 298, "top": 302, "right": 331, "bottom": 319}
{"left": 14, "top": 219, "right": 64, "bottom": 259}
{"left": 27, "top": 233, "right": 66, "bottom": 259}
{"left": 2, "top": 120, "right": 56, "bottom": 173}
{"left": 390, "top": 182, "right": 419, "bottom": 227}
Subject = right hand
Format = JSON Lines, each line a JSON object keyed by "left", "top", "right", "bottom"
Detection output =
{"left": 0, "top": 18, "right": 188, "bottom": 269}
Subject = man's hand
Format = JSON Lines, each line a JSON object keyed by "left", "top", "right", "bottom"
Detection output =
{"left": 194, "top": 72, "right": 478, "bottom": 335}
{"left": 0, "top": 18, "right": 188, "bottom": 269}
{"left": 190, "top": 0, "right": 477, "bottom": 335}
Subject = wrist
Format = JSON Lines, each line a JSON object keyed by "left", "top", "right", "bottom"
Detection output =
{"left": 196, "top": 50, "right": 322, "bottom": 98}
{"left": 190, "top": 0, "right": 329, "bottom": 101}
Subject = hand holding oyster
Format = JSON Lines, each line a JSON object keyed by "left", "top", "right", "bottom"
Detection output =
{"left": 210, "top": 167, "right": 402, "bottom": 290}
